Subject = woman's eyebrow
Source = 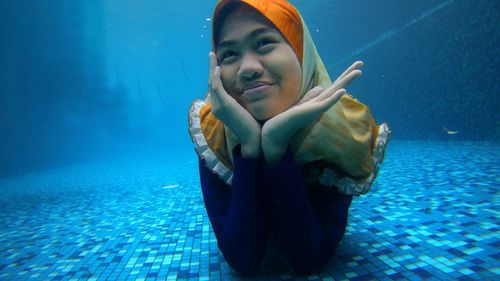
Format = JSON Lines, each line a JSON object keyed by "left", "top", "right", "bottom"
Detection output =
{"left": 217, "top": 27, "right": 277, "bottom": 50}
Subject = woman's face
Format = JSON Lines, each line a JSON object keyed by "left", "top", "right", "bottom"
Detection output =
{"left": 215, "top": 9, "right": 302, "bottom": 121}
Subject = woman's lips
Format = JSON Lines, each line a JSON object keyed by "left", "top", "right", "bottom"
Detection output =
{"left": 242, "top": 84, "right": 273, "bottom": 96}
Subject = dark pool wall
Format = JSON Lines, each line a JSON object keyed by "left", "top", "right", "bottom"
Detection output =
{"left": 0, "top": 1, "right": 129, "bottom": 178}
{"left": 1, "top": 0, "right": 498, "bottom": 179}
{"left": 307, "top": 0, "right": 499, "bottom": 141}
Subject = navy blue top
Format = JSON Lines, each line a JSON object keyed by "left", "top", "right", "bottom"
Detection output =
{"left": 199, "top": 145, "right": 353, "bottom": 275}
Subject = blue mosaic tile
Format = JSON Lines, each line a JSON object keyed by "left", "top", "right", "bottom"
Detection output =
{"left": 0, "top": 141, "right": 499, "bottom": 280}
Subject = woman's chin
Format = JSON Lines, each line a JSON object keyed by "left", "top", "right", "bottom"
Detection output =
{"left": 249, "top": 109, "right": 275, "bottom": 122}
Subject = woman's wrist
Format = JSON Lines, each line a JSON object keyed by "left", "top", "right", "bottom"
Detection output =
{"left": 261, "top": 136, "right": 287, "bottom": 166}
{"left": 261, "top": 123, "right": 294, "bottom": 165}
{"left": 241, "top": 137, "right": 262, "bottom": 159}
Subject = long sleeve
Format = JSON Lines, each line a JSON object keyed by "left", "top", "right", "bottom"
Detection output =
{"left": 263, "top": 147, "right": 353, "bottom": 274}
{"left": 199, "top": 145, "right": 268, "bottom": 275}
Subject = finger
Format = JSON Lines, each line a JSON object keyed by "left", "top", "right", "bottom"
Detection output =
{"left": 312, "top": 76, "right": 350, "bottom": 103}
{"left": 334, "top": 61, "right": 364, "bottom": 84}
{"left": 211, "top": 66, "right": 223, "bottom": 98}
{"left": 208, "top": 52, "right": 217, "bottom": 87}
{"left": 340, "top": 61, "right": 363, "bottom": 80}
{"left": 310, "top": 86, "right": 335, "bottom": 103}
{"left": 310, "top": 81, "right": 344, "bottom": 103}
{"left": 319, "top": 88, "right": 346, "bottom": 110}
{"left": 211, "top": 66, "right": 232, "bottom": 107}
{"left": 319, "top": 69, "right": 362, "bottom": 102}
{"left": 297, "top": 86, "right": 323, "bottom": 105}
{"left": 213, "top": 66, "right": 223, "bottom": 92}
{"left": 335, "top": 69, "right": 362, "bottom": 90}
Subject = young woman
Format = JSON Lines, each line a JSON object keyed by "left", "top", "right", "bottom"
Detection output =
{"left": 188, "top": 0, "right": 390, "bottom": 275}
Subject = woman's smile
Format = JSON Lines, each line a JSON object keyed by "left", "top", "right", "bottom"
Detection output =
{"left": 242, "top": 82, "right": 274, "bottom": 98}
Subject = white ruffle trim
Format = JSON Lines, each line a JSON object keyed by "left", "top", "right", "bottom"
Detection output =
{"left": 189, "top": 99, "right": 233, "bottom": 185}
{"left": 318, "top": 123, "right": 391, "bottom": 196}
{"left": 189, "top": 99, "right": 391, "bottom": 195}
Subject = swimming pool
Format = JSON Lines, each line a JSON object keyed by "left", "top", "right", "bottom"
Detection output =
{"left": 0, "top": 140, "right": 498, "bottom": 280}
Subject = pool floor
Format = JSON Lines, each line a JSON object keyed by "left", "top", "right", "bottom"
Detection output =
{"left": 0, "top": 141, "right": 498, "bottom": 280}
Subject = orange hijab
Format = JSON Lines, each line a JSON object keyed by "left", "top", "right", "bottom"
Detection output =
{"left": 188, "top": 0, "right": 390, "bottom": 195}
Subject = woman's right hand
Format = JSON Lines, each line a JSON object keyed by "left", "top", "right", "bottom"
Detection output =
{"left": 208, "top": 52, "right": 262, "bottom": 159}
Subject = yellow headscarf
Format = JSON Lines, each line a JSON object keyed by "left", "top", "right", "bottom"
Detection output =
{"left": 188, "top": 0, "right": 390, "bottom": 195}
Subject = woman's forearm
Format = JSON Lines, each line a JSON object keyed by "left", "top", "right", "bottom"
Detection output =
{"left": 263, "top": 148, "right": 328, "bottom": 274}
{"left": 199, "top": 146, "right": 267, "bottom": 274}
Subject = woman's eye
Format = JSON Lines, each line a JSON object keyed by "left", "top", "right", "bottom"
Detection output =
{"left": 256, "top": 39, "right": 275, "bottom": 52}
{"left": 219, "top": 51, "right": 237, "bottom": 63}
{"left": 257, "top": 39, "right": 270, "bottom": 48}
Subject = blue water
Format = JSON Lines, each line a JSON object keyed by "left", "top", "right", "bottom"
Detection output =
{"left": 1, "top": 0, "right": 499, "bottom": 280}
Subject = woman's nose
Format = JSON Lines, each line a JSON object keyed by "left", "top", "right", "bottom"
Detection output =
{"left": 237, "top": 52, "right": 263, "bottom": 80}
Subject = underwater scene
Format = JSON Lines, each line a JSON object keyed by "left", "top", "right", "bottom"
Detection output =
{"left": 0, "top": 0, "right": 498, "bottom": 280}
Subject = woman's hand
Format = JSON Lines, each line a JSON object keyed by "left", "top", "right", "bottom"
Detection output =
{"left": 208, "top": 52, "right": 262, "bottom": 158}
{"left": 261, "top": 61, "right": 364, "bottom": 165}
{"left": 333, "top": 60, "right": 364, "bottom": 86}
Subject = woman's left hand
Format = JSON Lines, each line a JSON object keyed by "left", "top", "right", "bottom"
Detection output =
{"left": 261, "top": 62, "right": 363, "bottom": 165}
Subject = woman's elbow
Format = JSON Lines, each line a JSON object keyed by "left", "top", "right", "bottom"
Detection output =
{"left": 219, "top": 242, "right": 266, "bottom": 275}
{"left": 226, "top": 257, "right": 262, "bottom": 276}
{"left": 290, "top": 256, "right": 326, "bottom": 275}
{"left": 287, "top": 243, "right": 331, "bottom": 275}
